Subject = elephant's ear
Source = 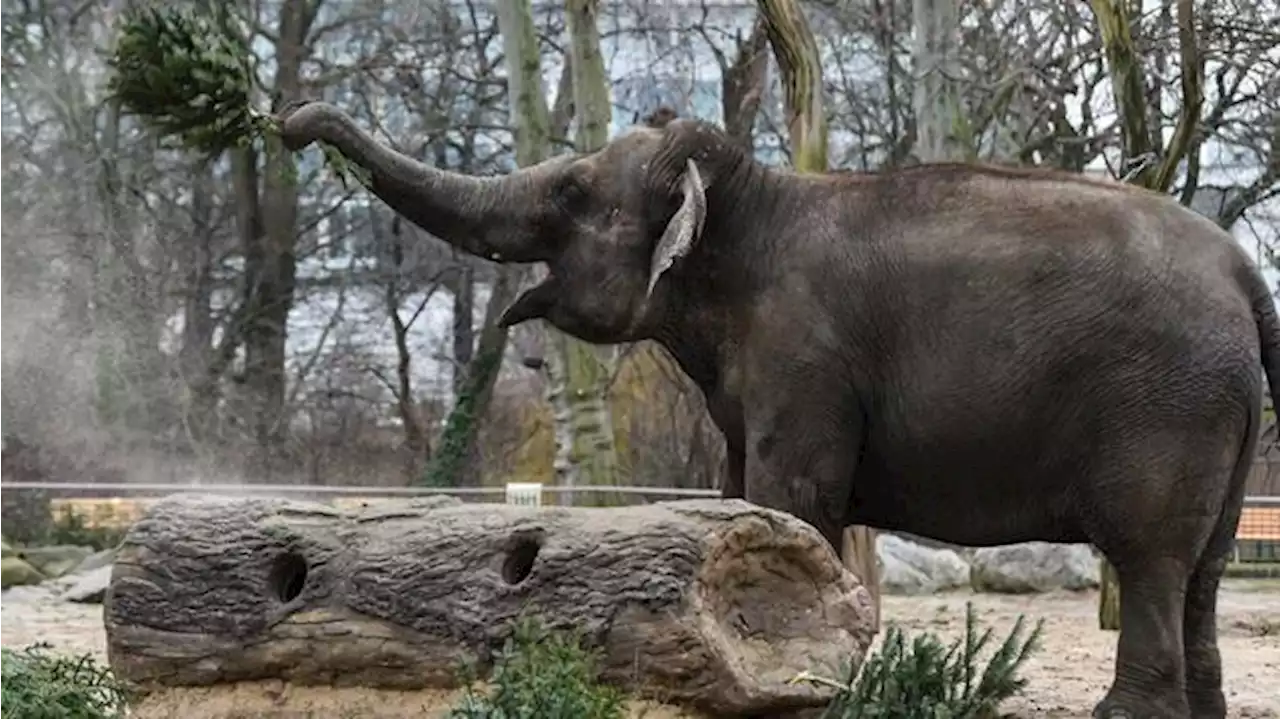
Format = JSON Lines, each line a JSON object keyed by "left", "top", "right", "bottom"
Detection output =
{"left": 645, "top": 159, "right": 707, "bottom": 298}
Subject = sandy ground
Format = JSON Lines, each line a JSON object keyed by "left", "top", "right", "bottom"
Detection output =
{"left": 2, "top": 580, "right": 1277, "bottom": 718}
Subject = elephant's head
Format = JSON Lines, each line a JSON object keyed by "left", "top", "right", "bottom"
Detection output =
{"left": 277, "top": 101, "right": 729, "bottom": 344}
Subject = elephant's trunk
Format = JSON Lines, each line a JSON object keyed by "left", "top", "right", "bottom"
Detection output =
{"left": 277, "top": 101, "right": 559, "bottom": 263}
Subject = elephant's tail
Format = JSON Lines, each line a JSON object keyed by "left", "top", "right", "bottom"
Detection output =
{"left": 1195, "top": 263, "right": 1279, "bottom": 570}
{"left": 1247, "top": 267, "right": 1280, "bottom": 423}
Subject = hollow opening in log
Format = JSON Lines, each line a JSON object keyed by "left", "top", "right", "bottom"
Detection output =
{"left": 501, "top": 532, "right": 542, "bottom": 585}
{"left": 268, "top": 551, "right": 308, "bottom": 603}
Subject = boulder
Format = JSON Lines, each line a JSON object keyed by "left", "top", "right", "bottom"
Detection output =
{"left": 105, "top": 494, "right": 877, "bottom": 718}
{"left": 970, "top": 542, "right": 1099, "bottom": 593}
{"left": 62, "top": 564, "right": 114, "bottom": 604}
{"left": 876, "top": 533, "right": 971, "bottom": 595}
{"left": 1, "top": 538, "right": 17, "bottom": 558}
{"left": 20, "top": 545, "right": 95, "bottom": 578}
{"left": 1, "top": 556, "right": 46, "bottom": 589}
{"left": 70, "top": 547, "right": 118, "bottom": 575}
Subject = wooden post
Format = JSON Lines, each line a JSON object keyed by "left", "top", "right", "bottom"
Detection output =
{"left": 1098, "top": 557, "right": 1121, "bottom": 631}
{"left": 843, "top": 526, "right": 880, "bottom": 631}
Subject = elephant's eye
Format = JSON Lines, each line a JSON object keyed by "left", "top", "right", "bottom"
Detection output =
{"left": 556, "top": 176, "right": 590, "bottom": 211}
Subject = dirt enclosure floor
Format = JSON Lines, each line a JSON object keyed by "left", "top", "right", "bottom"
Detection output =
{"left": 2, "top": 580, "right": 1278, "bottom": 718}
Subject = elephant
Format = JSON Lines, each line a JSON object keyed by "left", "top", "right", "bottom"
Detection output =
{"left": 278, "top": 99, "right": 1280, "bottom": 719}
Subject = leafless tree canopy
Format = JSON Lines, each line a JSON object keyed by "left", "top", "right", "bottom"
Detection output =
{"left": 1, "top": 0, "right": 1276, "bottom": 493}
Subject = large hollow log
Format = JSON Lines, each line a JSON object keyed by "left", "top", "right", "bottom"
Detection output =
{"left": 104, "top": 494, "right": 876, "bottom": 717}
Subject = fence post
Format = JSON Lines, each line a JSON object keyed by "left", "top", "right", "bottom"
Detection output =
{"left": 505, "top": 482, "right": 543, "bottom": 507}
{"left": 842, "top": 526, "right": 881, "bottom": 632}
{"left": 1098, "top": 557, "right": 1121, "bottom": 631}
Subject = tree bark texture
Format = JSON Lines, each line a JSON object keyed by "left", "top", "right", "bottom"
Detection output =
{"left": 757, "top": 0, "right": 827, "bottom": 173}
{"left": 911, "top": 0, "right": 970, "bottom": 162}
{"left": 719, "top": 17, "right": 770, "bottom": 151}
{"left": 421, "top": 275, "right": 516, "bottom": 487}
{"left": 542, "top": 0, "right": 622, "bottom": 502}
{"left": 758, "top": 0, "right": 880, "bottom": 630}
{"left": 1098, "top": 556, "right": 1122, "bottom": 631}
{"left": 105, "top": 495, "right": 876, "bottom": 718}
{"left": 242, "top": 0, "right": 316, "bottom": 478}
{"left": 1088, "top": 0, "right": 1202, "bottom": 192}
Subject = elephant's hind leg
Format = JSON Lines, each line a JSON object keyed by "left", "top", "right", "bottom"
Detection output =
{"left": 1182, "top": 446, "right": 1251, "bottom": 718}
{"left": 1182, "top": 552, "right": 1229, "bottom": 719}
{"left": 1086, "top": 443, "right": 1237, "bottom": 719}
{"left": 1092, "top": 556, "right": 1194, "bottom": 719}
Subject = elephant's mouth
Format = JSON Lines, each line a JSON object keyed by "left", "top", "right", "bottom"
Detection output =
{"left": 498, "top": 276, "right": 561, "bottom": 328}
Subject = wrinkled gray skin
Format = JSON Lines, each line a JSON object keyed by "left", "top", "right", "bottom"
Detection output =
{"left": 279, "top": 100, "right": 1280, "bottom": 719}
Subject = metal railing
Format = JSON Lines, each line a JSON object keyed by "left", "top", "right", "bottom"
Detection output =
{"left": 0, "top": 482, "right": 723, "bottom": 498}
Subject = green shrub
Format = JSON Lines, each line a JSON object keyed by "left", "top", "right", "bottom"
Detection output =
{"left": 0, "top": 505, "right": 125, "bottom": 564}
{"left": 0, "top": 643, "right": 130, "bottom": 719}
{"left": 447, "top": 616, "right": 627, "bottom": 719}
{"left": 45, "top": 505, "right": 127, "bottom": 552}
{"left": 801, "top": 603, "right": 1044, "bottom": 719}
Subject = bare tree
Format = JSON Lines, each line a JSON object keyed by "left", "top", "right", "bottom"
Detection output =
{"left": 422, "top": 0, "right": 554, "bottom": 486}
{"left": 911, "top": 0, "right": 967, "bottom": 163}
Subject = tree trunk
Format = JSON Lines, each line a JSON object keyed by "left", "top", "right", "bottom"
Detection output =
{"left": 180, "top": 161, "right": 220, "bottom": 450}
{"left": 450, "top": 264, "right": 475, "bottom": 399}
{"left": 94, "top": 96, "right": 170, "bottom": 438}
{"left": 422, "top": 272, "right": 517, "bottom": 487}
{"left": 1098, "top": 555, "right": 1122, "bottom": 631}
{"left": 758, "top": 0, "right": 880, "bottom": 629}
{"left": 758, "top": 0, "right": 827, "bottom": 174}
{"left": 421, "top": 0, "right": 553, "bottom": 487}
{"left": 1088, "top": 0, "right": 1202, "bottom": 631}
{"left": 105, "top": 495, "right": 876, "bottom": 718}
{"left": 540, "top": 0, "right": 621, "bottom": 505}
{"left": 720, "top": 16, "right": 770, "bottom": 151}
{"left": 242, "top": 0, "right": 314, "bottom": 479}
{"left": 911, "top": 0, "right": 970, "bottom": 162}
{"left": 382, "top": 215, "right": 428, "bottom": 478}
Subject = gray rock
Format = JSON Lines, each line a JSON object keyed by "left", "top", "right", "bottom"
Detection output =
{"left": 20, "top": 545, "right": 94, "bottom": 578}
{"left": 970, "top": 542, "right": 1099, "bottom": 593}
{"left": 877, "top": 533, "right": 971, "bottom": 595}
{"left": 70, "top": 548, "right": 117, "bottom": 575}
{"left": 61, "top": 565, "right": 114, "bottom": 604}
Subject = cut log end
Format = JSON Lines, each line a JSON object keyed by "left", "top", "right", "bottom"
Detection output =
{"left": 105, "top": 494, "right": 875, "bottom": 717}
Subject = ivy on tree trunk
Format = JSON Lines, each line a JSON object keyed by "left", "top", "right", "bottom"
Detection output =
{"left": 419, "top": 0, "right": 553, "bottom": 487}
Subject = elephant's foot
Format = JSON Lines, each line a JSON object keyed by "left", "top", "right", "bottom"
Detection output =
{"left": 1185, "top": 689, "right": 1226, "bottom": 719}
{"left": 1093, "top": 689, "right": 1190, "bottom": 719}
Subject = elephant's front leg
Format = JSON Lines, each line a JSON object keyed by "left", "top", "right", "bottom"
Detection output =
{"left": 742, "top": 397, "right": 861, "bottom": 560}
{"left": 707, "top": 393, "right": 746, "bottom": 499}
{"left": 723, "top": 442, "right": 745, "bottom": 499}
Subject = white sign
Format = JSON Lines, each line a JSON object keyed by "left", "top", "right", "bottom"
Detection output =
{"left": 505, "top": 482, "right": 543, "bottom": 507}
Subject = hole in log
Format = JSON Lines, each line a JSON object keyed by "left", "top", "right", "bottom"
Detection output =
{"left": 502, "top": 532, "right": 542, "bottom": 585}
{"left": 269, "top": 552, "right": 308, "bottom": 603}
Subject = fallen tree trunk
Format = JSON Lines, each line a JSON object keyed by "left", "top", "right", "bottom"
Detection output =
{"left": 105, "top": 494, "right": 875, "bottom": 717}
